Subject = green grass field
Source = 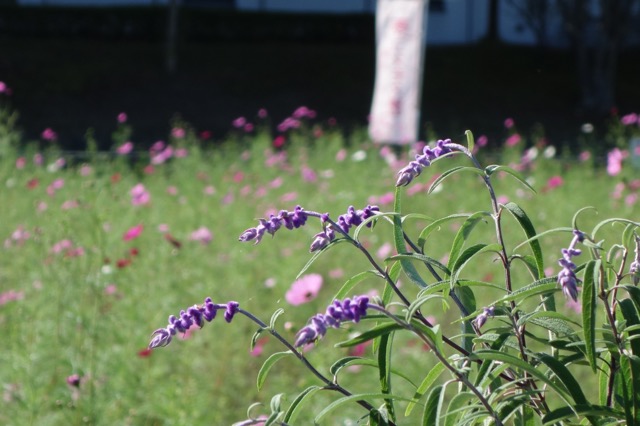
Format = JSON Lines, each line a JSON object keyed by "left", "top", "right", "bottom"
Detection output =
{"left": 1, "top": 108, "right": 639, "bottom": 425}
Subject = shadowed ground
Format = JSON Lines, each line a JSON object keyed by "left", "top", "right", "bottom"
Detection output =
{"left": 1, "top": 35, "right": 639, "bottom": 150}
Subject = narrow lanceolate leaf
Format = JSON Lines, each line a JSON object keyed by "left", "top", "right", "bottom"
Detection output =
{"left": 470, "top": 350, "right": 573, "bottom": 405}
{"left": 378, "top": 333, "right": 396, "bottom": 423}
{"left": 619, "top": 298, "right": 640, "bottom": 357}
{"left": 499, "top": 278, "right": 558, "bottom": 304}
{"left": 503, "top": 202, "right": 545, "bottom": 279}
{"left": 485, "top": 165, "right": 536, "bottom": 193}
{"left": 257, "top": 351, "right": 293, "bottom": 391}
{"left": 417, "top": 213, "right": 471, "bottom": 251}
{"left": 542, "top": 405, "right": 625, "bottom": 424}
{"left": 443, "top": 391, "right": 475, "bottom": 426}
{"left": 619, "top": 354, "right": 640, "bottom": 424}
{"left": 622, "top": 285, "right": 640, "bottom": 314}
{"left": 465, "top": 130, "right": 475, "bottom": 152}
{"left": 393, "top": 187, "right": 427, "bottom": 288}
{"left": 296, "top": 238, "right": 348, "bottom": 279}
{"left": 537, "top": 353, "right": 588, "bottom": 405}
{"left": 428, "top": 166, "right": 485, "bottom": 195}
{"left": 447, "top": 211, "right": 491, "bottom": 273}
{"left": 422, "top": 385, "right": 445, "bottom": 426}
{"left": 333, "top": 270, "right": 379, "bottom": 301}
{"left": 314, "top": 393, "right": 413, "bottom": 424}
{"left": 269, "top": 308, "right": 285, "bottom": 330}
{"left": 406, "top": 362, "right": 445, "bottom": 416}
{"left": 591, "top": 218, "right": 640, "bottom": 240}
{"left": 282, "top": 386, "right": 321, "bottom": 424}
{"left": 598, "top": 353, "right": 611, "bottom": 406}
{"left": 335, "top": 322, "right": 404, "bottom": 348}
{"left": 454, "top": 285, "right": 476, "bottom": 353}
{"left": 582, "top": 260, "right": 599, "bottom": 372}
{"left": 450, "top": 243, "right": 502, "bottom": 287}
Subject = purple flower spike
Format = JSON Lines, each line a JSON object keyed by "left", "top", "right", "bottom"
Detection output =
{"left": 148, "top": 298, "right": 238, "bottom": 349}
{"left": 294, "top": 295, "right": 370, "bottom": 348}
{"left": 473, "top": 306, "right": 495, "bottom": 329}
{"left": 396, "top": 139, "right": 454, "bottom": 187}
{"left": 557, "top": 230, "right": 585, "bottom": 302}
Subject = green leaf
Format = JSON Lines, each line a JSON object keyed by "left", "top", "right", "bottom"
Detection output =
{"left": 393, "top": 187, "right": 428, "bottom": 288}
{"left": 447, "top": 211, "right": 491, "bottom": 272}
{"left": 388, "top": 253, "right": 451, "bottom": 276}
{"left": 417, "top": 213, "right": 471, "bottom": 251}
{"left": 542, "top": 404, "right": 625, "bottom": 424}
{"left": 583, "top": 260, "right": 599, "bottom": 372}
{"left": 499, "top": 277, "right": 558, "bottom": 304}
{"left": 329, "top": 357, "right": 418, "bottom": 388}
{"left": 484, "top": 165, "right": 536, "bottom": 193}
{"left": 502, "top": 202, "right": 545, "bottom": 279}
{"left": 470, "top": 350, "right": 573, "bottom": 405}
{"left": 257, "top": 351, "right": 293, "bottom": 391}
{"left": 537, "top": 353, "right": 588, "bottom": 405}
{"left": 454, "top": 285, "right": 476, "bottom": 353}
{"left": 269, "top": 308, "right": 285, "bottom": 330}
{"left": 599, "top": 352, "right": 611, "bottom": 406}
{"left": 444, "top": 391, "right": 475, "bottom": 426}
{"left": 620, "top": 298, "right": 640, "bottom": 357}
{"left": 282, "top": 386, "right": 321, "bottom": 424}
{"left": 428, "top": 166, "right": 485, "bottom": 195}
{"left": 296, "top": 238, "right": 348, "bottom": 279}
{"left": 465, "top": 129, "right": 475, "bottom": 152}
{"left": 333, "top": 270, "right": 379, "bottom": 301}
{"left": 336, "top": 322, "right": 404, "bottom": 348}
{"left": 450, "top": 243, "right": 502, "bottom": 287}
{"left": 422, "top": 385, "right": 445, "bottom": 426}
{"left": 514, "top": 401, "right": 539, "bottom": 426}
{"left": 619, "top": 354, "right": 640, "bottom": 424}
{"left": 592, "top": 218, "right": 640, "bottom": 240}
{"left": 406, "top": 362, "right": 445, "bottom": 416}
{"left": 406, "top": 294, "right": 446, "bottom": 323}
{"left": 314, "top": 393, "right": 413, "bottom": 424}
{"left": 622, "top": 285, "right": 640, "bottom": 313}
{"left": 378, "top": 333, "right": 396, "bottom": 422}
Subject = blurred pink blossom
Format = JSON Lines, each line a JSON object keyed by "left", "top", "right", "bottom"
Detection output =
{"left": 377, "top": 192, "right": 395, "bottom": 205}
{"left": 0, "top": 81, "right": 7, "bottom": 93}
{"left": 505, "top": 133, "right": 521, "bottom": 147}
{"left": 292, "top": 106, "right": 316, "bottom": 119}
{"left": 612, "top": 182, "right": 625, "bottom": 199}
{"left": 301, "top": 165, "right": 317, "bottom": 182}
{"left": 625, "top": 193, "right": 638, "bottom": 206}
{"left": 222, "top": 192, "right": 234, "bottom": 205}
{"left": 174, "top": 148, "right": 188, "bottom": 158}
{"left": 243, "top": 123, "right": 254, "bottom": 133}
{"left": 579, "top": 150, "right": 591, "bottom": 162}
{"left": 123, "top": 224, "right": 144, "bottom": 241}
{"left": 41, "top": 128, "right": 57, "bottom": 141}
{"left": 33, "top": 153, "right": 43, "bottom": 166}
{"left": 476, "top": 135, "right": 488, "bottom": 147}
{"left": 335, "top": 149, "right": 347, "bottom": 162}
{"left": 150, "top": 140, "right": 165, "bottom": 154}
{"left": 285, "top": 273, "right": 323, "bottom": 306}
{"left": 171, "top": 127, "right": 185, "bottom": 139}
{"left": 0, "top": 290, "right": 24, "bottom": 306}
{"left": 607, "top": 148, "right": 626, "bottom": 176}
{"left": 329, "top": 268, "right": 344, "bottom": 279}
{"left": 258, "top": 108, "right": 268, "bottom": 119}
{"left": 190, "top": 226, "right": 213, "bottom": 245}
{"left": 61, "top": 200, "right": 79, "bottom": 210}
{"left": 52, "top": 239, "right": 73, "bottom": 254}
{"left": 47, "top": 178, "right": 65, "bottom": 196}
{"left": 269, "top": 177, "right": 283, "bottom": 188}
{"left": 15, "top": 157, "right": 25, "bottom": 169}
{"left": 130, "top": 184, "right": 150, "bottom": 206}
{"left": 497, "top": 195, "right": 510, "bottom": 204}
{"left": 250, "top": 337, "right": 269, "bottom": 357}
{"left": 280, "top": 192, "right": 298, "bottom": 202}
{"left": 621, "top": 112, "right": 638, "bottom": 126}
{"left": 203, "top": 185, "right": 216, "bottom": 195}
{"left": 504, "top": 118, "right": 515, "bottom": 129}
{"left": 116, "top": 141, "right": 133, "bottom": 155}
{"left": 117, "top": 112, "right": 128, "bottom": 123}
{"left": 79, "top": 164, "right": 92, "bottom": 176}
{"left": 166, "top": 186, "right": 178, "bottom": 196}
{"left": 376, "top": 242, "right": 393, "bottom": 259}
{"left": 232, "top": 117, "right": 246, "bottom": 128}
{"left": 546, "top": 176, "right": 564, "bottom": 190}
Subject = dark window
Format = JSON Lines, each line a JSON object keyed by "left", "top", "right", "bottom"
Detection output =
{"left": 429, "top": 0, "right": 445, "bottom": 13}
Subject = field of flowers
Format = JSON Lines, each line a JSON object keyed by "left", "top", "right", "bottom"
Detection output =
{"left": 1, "top": 86, "right": 640, "bottom": 425}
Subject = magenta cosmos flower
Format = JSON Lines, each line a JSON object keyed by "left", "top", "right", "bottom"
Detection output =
{"left": 285, "top": 273, "right": 323, "bottom": 306}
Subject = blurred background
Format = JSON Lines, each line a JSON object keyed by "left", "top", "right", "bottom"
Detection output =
{"left": 1, "top": 0, "right": 639, "bottom": 150}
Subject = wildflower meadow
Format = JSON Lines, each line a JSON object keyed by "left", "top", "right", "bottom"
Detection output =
{"left": 2, "top": 82, "right": 640, "bottom": 425}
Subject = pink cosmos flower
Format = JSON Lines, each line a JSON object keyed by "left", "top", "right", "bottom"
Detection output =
{"left": 174, "top": 148, "right": 188, "bottom": 158}
{"left": 250, "top": 337, "right": 269, "bottom": 357}
{"left": 607, "top": 148, "right": 626, "bottom": 176}
{"left": 280, "top": 192, "right": 298, "bottom": 202}
{"left": 130, "top": 184, "right": 150, "bottom": 206}
{"left": 232, "top": 117, "right": 246, "bottom": 128}
{"left": 33, "top": 153, "right": 43, "bottom": 166}
{"left": 476, "top": 135, "right": 488, "bottom": 147}
{"left": 47, "top": 178, "right": 65, "bottom": 196}
{"left": 497, "top": 195, "right": 510, "bottom": 204}
{"left": 376, "top": 242, "right": 393, "bottom": 259}
{"left": 15, "top": 157, "right": 25, "bottom": 169}
{"left": 579, "top": 150, "right": 591, "bottom": 162}
{"left": 0, "top": 81, "right": 7, "bottom": 93}
{"left": 41, "top": 128, "right": 57, "bottom": 141}
{"left": 377, "top": 192, "right": 395, "bottom": 205}
{"left": 117, "top": 112, "right": 128, "bottom": 123}
{"left": 505, "top": 133, "right": 521, "bottom": 147}
{"left": 335, "top": 149, "right": 347, "bottom": 162}
{"left": 190, "top": 226, "right": 212, "bottom": 245}
{"left": 273, "top": 135, "right": 286, "bottom": 148}
{"left": 292, "top": 106, "right": 316, "bottom": 119}
{"left": 269, "top": 177, "right": 283, "bottom": 188}
{"left": 203, "top": 185, "right": 215, "bottom": 195}
{"left": 621, "top": 112, "right": 638, "bottom": 126}
{"left": 123, "top": 224, "right": 144, "bottom": 241}
{"left": 285, "top": 273, "right": 323, "bottom": 306}
{"left": 0, "top": 290, "right": 24, "bottom": 306}
{"left": 504, "top": 118, "right": 515, "bottom": 129}
{"left": 625, "top": 193, "right": 638, "bottom": 207}
{"left": 79, "top": 164, "right": 92, "bottom": 176}
{"left": 301, "top": 165, "right": 317, "bottom": 182}
{"left": 258, "top": 108, "right": 268, "bottom": 119}
{"left": 243, "top": 123, "right": 254, "bottom": 133}
{"left": 171, "top": 127, "right": 185, "bottom": 139}
{"left": 61, "top": 200, "right": 79, "bottom": 210}
{"left": 546, "top": 176, "right": 564, "bottom": 190}
{"left": 116, "top": 141, "right": 133, "bottom": 155}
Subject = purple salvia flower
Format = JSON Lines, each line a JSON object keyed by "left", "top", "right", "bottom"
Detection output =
{"left": 396, "top": 139, "right": 454, "bottom": 187}
{"left": 294, "top": 296, "right": 370, "bottom": 347}
{"left": 473, "top": 306, "right": 495, "bottom": 329}
{"left": 148, "top": 298, "right": 238, "bottom": 349}
{"left": 557, "top": 229, "right": 585, "bottom": 302}
{"left": 309, "top": 230, "right": 333, "bottom": 252}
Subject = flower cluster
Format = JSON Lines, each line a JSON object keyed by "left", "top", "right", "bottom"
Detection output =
{"left": 473, "top": 306, "right": 495, "bottom": 329}
{"left": 148, "top": 298, "right": 239, "bottom": 349}
{"left": 294, "top": 296, "right": 370, "bottom": 347}
{"left": 238, "top": 204, "right": 379, "bottom": 252}
{"left": 557, "top": 230, "right": 585, "bottom": 302}
{"left": 396, "top": 139, "right": 454, "bottom": 187}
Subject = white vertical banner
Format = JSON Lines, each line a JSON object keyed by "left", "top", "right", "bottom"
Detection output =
{"left": 369, "top": 0, "right": 428, "bottom": 145}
